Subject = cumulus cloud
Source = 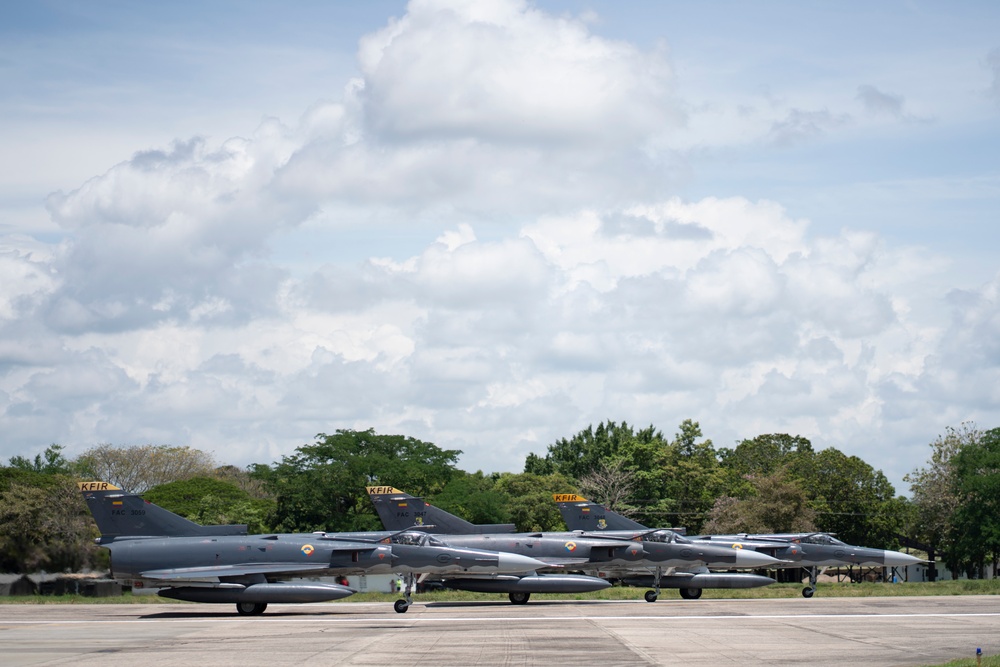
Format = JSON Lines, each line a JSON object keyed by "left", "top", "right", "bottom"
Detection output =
{"left": 2, "top": 0, "right": 997, "bottom": 495}
{"left": 356, "top": 0, "right": 676, "bottom": 144}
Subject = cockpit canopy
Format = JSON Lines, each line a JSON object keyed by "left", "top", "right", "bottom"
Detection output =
{"left": 393, "top": 531, "right": 446, "bottom": 547}
{"left": 644, "top": 529, "right": 690, "bottom": 544}
{"left": 799, "top": 533, "right": 846, "bottom": 546}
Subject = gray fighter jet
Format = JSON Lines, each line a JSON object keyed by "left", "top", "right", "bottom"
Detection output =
{"left": 78, "top": 481, "right": 548, "bottom": 615}
{"left": 368, "top": 487, "right": 780, "bottom": 604}
{"left": 554, "top": 494, "right": 925, "bottom": 598}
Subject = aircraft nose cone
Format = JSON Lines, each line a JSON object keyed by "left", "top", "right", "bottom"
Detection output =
{"left": 883, "top": 551, "right": 927, "bottom": 567}
{"left": 497, "top": 552, "right": 548, "bottom": 573}
{"left": 734, "top": 549, "right": 781, "bottom": 568}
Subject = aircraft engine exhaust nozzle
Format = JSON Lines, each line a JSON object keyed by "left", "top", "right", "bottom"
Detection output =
{"left": 443, "top": 574, "right": 612, "bottom": 594}
{"left": 158, "top": 583, "right": 354, "bottom": 604}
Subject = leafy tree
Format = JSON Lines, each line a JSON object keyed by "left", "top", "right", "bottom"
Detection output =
{"left": 8, "top": 444, "right": 72, "bottom": 475}
{"left": 533, "top": 421, "right": 667, "bottom": 481}
{"left": 718, "top": 434, "right": 815, "bottom": 497}
{"left": 431, "top": 472, "right": 511, "bottom": 525}
{"left": 523, "top": 452, "right": 554, "bottom": 476}
{"left": 655, "top": 420, "right": 725, "bottom": 533}
{"left": 949, "top": 427, "right": 1000, "bottom": 578}
{"left": 524, "top": 419, "right": 724, "bottom": 532}
{"left": 74, "top": 444, "right": 216, "bottom": 493}
{"left": 213, "top": 464, "right": 273, "bottom": 500}
{"left": 804, "top": 447, "right": 902, "bottom": 548}
{"left": 144, "top": 477, "right": 276, "bottom": 534}
{"left": 256, "top": 429, "right": 460, "bottom": 532}
{"left": 491, "top": 472, "right": 577, "bottom": 531}
{"left": 905, "top": 423, "right": 979, "bottom": 575}
{"left": 701, "top": 468, "right": 817, "bottom": 534}
{"left": 0, "top": 472, "right": 104, "bottom": 573}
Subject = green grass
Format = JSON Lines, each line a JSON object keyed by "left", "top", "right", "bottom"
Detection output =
{"left": 3, "top": 579, "right": 998, "bottom": 605}
{"left": 923, "top": 656, "right": 1000, "bottom": 667}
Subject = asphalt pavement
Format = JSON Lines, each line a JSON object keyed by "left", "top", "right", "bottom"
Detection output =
{"left": 2, "top": 595, "right": 998, "bottom": 666}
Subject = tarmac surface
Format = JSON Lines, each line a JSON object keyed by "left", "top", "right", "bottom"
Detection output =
{"left": 1, "top": 595, "right": 999, "bottom": 666}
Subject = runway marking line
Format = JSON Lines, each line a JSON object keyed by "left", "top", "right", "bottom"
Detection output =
{"left": 3, "top": 612, "right": 1000, "bottom": 625}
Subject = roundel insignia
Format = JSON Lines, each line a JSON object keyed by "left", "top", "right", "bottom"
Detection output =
{"left": 731, "top": 543, "right": 743, "bottom": 549}
{"left": 301, "top": 544, "right": 315, "bottom": 556}
{"left": 564, "top": 541, "right": 577, "bottom": 552}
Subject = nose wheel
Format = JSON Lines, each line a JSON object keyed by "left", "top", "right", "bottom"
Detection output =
{"left": 679, "top": 588, "right": 702, "bottom": 600}
{"left": 394, "top": 573, "right": 416, "bottom": 613}
{"left": 508, "top": 591, "right": 531, "bottom": 604}
{"left": 802, "top": 566, "right": 819, "bottom": 598}
{"left": 644, "top": 566, "right": 663, "bottom": 603}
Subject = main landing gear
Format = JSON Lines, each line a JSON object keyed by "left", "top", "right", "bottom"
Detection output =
{"left": 508, "top": 592, "right": 530, "bottom": 605}
{"left": 236, "top": 601, "right": 267, "bottom": 616}
{"left": 679, "top": 588, "right": 702, "bottom": 600}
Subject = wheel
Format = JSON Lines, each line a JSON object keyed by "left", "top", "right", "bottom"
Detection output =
{"left": 236, "top": 602, "right": 267, "bottom": 616}
{"left": 508, "top": 591, "right": 530, "bottom": 605}
{"left": 802, "top": 587, "right": 815, "bottom": 598}
{"left": 393, "top": 599, "right": 409, "bottom": 613}
{"left": 679, "top": 588, "right": 702, "bottom": 600}
{"left": 644, "top": 590, "right": 658, "bottom": 603}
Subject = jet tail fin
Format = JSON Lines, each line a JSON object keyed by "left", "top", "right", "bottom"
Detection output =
{"left": 552, "top": 493, "right": 649, "bottom": 531}
{"left": 367, "top": 486, "right": 516, "bottom": 534}
{"left": 78, "top": 481, "right": 248, "bottom": 541}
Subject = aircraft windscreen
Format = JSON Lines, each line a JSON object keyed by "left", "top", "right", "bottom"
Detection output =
{"left": 646, "top": 530, "right": 686, "bottom": 544}
{"left": 394, "top": 532, "right": 433, "bottom": 546}
{"left": 802, "top": 534, "right": 846, "bottom": 546}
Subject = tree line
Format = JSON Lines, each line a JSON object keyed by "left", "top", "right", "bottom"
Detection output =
{"left": 2, "top": 420, "right": 998, "bottom": 578}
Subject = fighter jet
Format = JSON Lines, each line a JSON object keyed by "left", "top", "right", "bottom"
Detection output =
{"left": 368, "top": 487, "right": 780, "bottom": 604}
{"left": 78, "top": 482, "right": 548, "bottom": 615}
{"left": 554, "top": 494, "right": 925, "bottom": 598}
{"left": 690, "top": 531, "right": 927, "bottom": 597}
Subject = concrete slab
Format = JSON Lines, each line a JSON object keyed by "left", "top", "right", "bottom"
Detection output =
{"left": 1, "top": 596, "right": 997, "bottom": 666}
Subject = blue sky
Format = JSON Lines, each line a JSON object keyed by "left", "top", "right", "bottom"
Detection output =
{"left": 1, "top": 0, "right": 998, "bottom": 494}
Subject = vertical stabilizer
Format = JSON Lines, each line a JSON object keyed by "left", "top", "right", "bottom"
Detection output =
{"left": 78, "top": 481, "right": 247, "bottom": 540}
{"left": 367, "top": 486, "right": 516, "bottom": 534}
{"left": 552, "top": 494, "right": 649, "bottom": 531}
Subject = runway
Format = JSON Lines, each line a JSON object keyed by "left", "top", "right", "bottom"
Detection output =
{"left": 2, "top": 596, "right": 998, "bottom": 666}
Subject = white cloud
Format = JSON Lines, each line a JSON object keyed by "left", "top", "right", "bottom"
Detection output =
{"left": 2, "top": 0, "right": 999, "bottom": 497}
{"left": 356, "top": 0, "right": 676, "bottom": 145}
